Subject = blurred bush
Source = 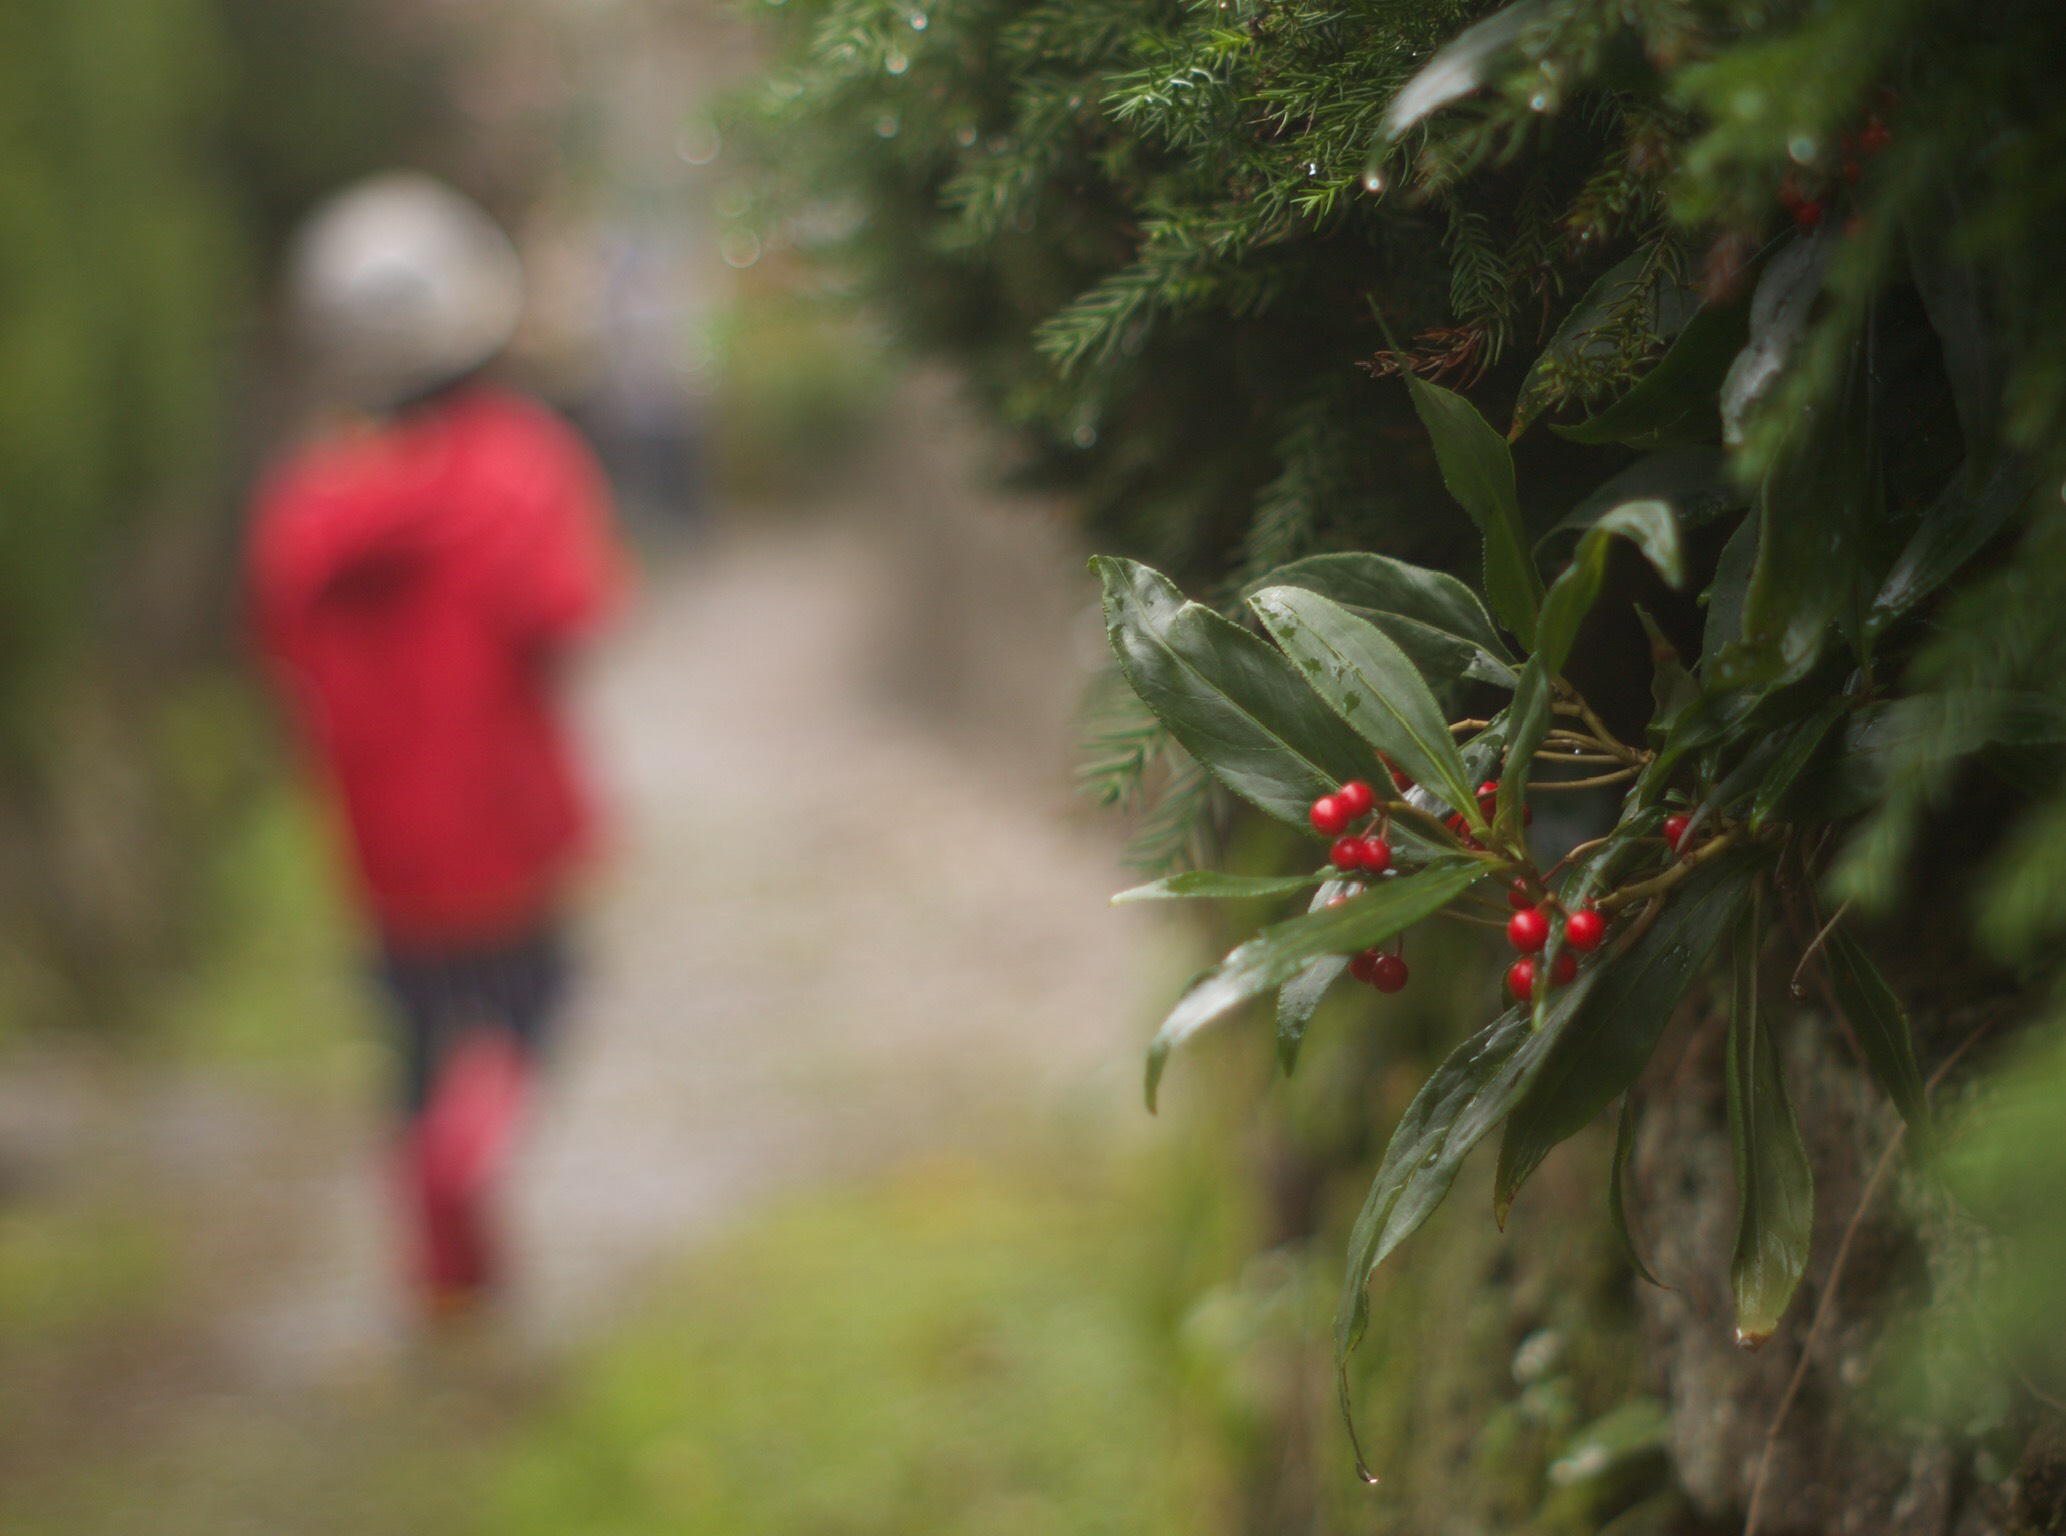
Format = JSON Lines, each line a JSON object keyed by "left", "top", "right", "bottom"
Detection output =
{"left": 0, "top": 0, "right": 453, "bottom": 1033}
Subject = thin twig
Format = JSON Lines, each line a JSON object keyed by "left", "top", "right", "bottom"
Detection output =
{"left": 1598, "top": 830, "right": 1742, "bottom": 913}
{"left": 1789, "top": 899, "right": 1853, "bottom": 996}
{"left": 1530, "top": 768, "right": 1642, "bottom": 792}
{"left": 1740, "top": 1018, "right": 2005, "bottom": 1536}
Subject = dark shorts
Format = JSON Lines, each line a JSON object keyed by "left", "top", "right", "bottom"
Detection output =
{"left": 377, "top": 927, "right": 571, "bottom": 1117}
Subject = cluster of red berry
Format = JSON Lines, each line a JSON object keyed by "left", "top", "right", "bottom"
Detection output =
{"left": 1779, "top": 112, "right": 1892, "bottom": 231}
{"left": 1311, "top": 779, "right": 1411, "bottom": 991}
{"left": 1501, "top": 879, "right": 1608, "bottom": 1003}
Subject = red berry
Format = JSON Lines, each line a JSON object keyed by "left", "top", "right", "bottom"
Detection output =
{"left": 1371, "top": 953, "right": 1409, "bottom": 993}
{"left": 1507, "top": 879, "right": 1536, "bottom": 911}
{"left": 1564, "top": 908, "right": 1606, "bottom": 952}
{"left": 1392, "top": 768, "right": 1415, "bottom": 793}
{"left": 1330, "top": 835, "right": 1364, "bottom": 869}
{"left": 1859, "top": 118, "right": 1890, "bottom": 155}
{"left": 1523, "top": 804, "right": 1534, "bottom": 827}
{"left": 1359, "top": 837, "right": 1393, "bottom": 874}
{"left": 1476, "top": 779, "right": 1500, "bottom": 815}
{"left": 1550, "top": 950, "right": 1578, "bottom": 987}
{"left": 1507, "top": 907, "right": 1549, "bottom": 953}
{"left": 1311, "top": 795, "right": 1349, "bottom": 836}
{"left": 1349, "top": 949, "right": 1382, "bottom": 985}
{"left": 1662, "top": 813, "right": 1691, "bottom": 852}
{"left": 1506, "top": 958, "right": 1538, "bottom": 1004}
{"left": 1791, "top": 198, "right": 1824, "bottom": 232}
{"left": 1337, "top": 780, "right": 1375, "bottom": 817}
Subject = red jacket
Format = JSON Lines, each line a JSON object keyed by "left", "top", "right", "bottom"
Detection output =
{"left": 250, "top": 386, "right": 622, "bottom": 948}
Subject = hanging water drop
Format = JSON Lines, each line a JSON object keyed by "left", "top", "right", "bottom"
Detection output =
{"left": 875, "top": 113, "right": 901, "bottom": 138}
{"left": 886, "top": 49, "right": 909, "bottom": 74}
{"left": 909, "top": 9, "right": 928, "bottom": 26}
{"left": 1360, "top": 148, "right": 1387, "bottom": 194}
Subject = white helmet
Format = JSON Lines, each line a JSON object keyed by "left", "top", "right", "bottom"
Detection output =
{"left": 287, "top": 172, "right": 524, "bottom": 405}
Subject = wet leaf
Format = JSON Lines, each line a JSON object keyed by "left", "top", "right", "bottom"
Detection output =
{"left": 1637, "top": 607, "right": 1698, "bottom": 729}
{"left": 1609, "top": 1094, "right": 1667, "bottom": 1288}
{"left": 1867, "top": 458, "right": 2027, "bottom": 638}
{"left": 1401, "top": 373, "right": 1543, "bottom": 650}
{"left": 1383, "top": 0, "right": 1543, "bottom": 138}
{"left": 1497, "top": 502, "right": 1682, "bottom": 841}
{"left": 1277, "top": 877, "right": 1359, "bottom": 1073}
{"left": 1823, "top": 926, "right": 1934, "bottom": 1156}
{"left": 1095, "top": 557, "right": 1374, "bottom": 827}
{"left": 1246, "top": 551, "right": 1517, "bottom": 687}
{"left": 1515, "top": 246, "right": 1696, "bottom": 437}
{"left": 1495, "top": 846, "right": 1763, "bottom": 1219}
{"left": 1335, "top": 985, "right": 1593, "bottom": 1437}
{"left": 1749, "top": 699, "right": 1847, "bottom": 829}
{"left": 1728, "top": 897, "right": 1812, "bottom": 1347}
{"left": 1112, "top": 870, "right": 1331, "bottom": 903}
{"left": 1249, "top": 585, "right": 1480, "bottom": 818}
{"left": 1699, "top": 510, "right": 1759, "bottom": 679}
{"left": 1551, "top": 294, "right": 1751, "bottom": 450}
{"left": 1719, "top": 232, "right": 1831, "bottom": 447}
{"left": 1537, "top": 447, "right": 1746, "bottom": 558}
{"left": 1146, "top": 861, "right": 1483, "bottom": 1109}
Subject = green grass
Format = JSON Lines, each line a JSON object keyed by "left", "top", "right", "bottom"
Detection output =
{"left": 482, "top": 1153, "right": 1235, "bottom": 1536}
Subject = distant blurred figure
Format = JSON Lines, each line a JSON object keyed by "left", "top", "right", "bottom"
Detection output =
{"left": 248, "top": 173, "right": 624, "bottom": 1320}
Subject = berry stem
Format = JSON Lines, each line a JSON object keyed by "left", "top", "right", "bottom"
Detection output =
{"left": 1528, "top": 767, "right": 1641, "bottom": 792}
{"left": 1597, "top": 828, "right": 1744, "bottom": 913}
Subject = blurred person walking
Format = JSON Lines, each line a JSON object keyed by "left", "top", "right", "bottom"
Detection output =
{"left": 247, "top": 174, "right": 625, "bottom": 1320}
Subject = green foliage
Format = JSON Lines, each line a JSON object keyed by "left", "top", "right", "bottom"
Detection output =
{"left": 767, "top": 0, "right": 2066, "bottom": 1485}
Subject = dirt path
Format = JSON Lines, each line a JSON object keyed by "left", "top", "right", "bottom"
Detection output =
{"left": 22, "top": 480, "right": 1181, "bottom": 1412}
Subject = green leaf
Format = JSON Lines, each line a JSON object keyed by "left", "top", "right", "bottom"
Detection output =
{"left": 1401, "top": 373, "right": 1543, "bottom": 650}
{"left": 1112, "top": 870, "right": 1330, "bottom": 904}
{"left": 1823, "top": 926, "right": 1934, "bottom": 1156}
{"left": 1514, "top": 246, "right": 1690, "bottom": 437}
{"left": 1497, "top": 502, "right": 1683, "bottom": 840}
{"left": 1494, "top": 846, "right": 1763, "bottom": 1219}
{"left": 1636, "top": 607, "right": 1698, "bottom": 729}
{"left": 1728, "top": 896, "right": 1813, "bottom": 1347}
{"left": 1699, "top": 510, "right": 1759, "bottom": 680}
{"left": 1334, "top": 993, "right": 1574, "bottom": 1445}
{"left": 1749, "top": 699, "right": 1847, "bottom": 829}
{"left": 1537, "top": 448, "right": 1747, "bottom": 559}
{"left": 1145, "top": 861, "right": 1484, "bottom": 1109}
{"left": 1276, "top": 877, "right": 1360, "bottom": 1073}
{"left": 1248, "top": 585, "right": 1481, "bottom": 819}
{"left": 1710, "top": 341, "right": 1873, "bottom": 690}
{"left": 1095, "top": 557, "right": 1374, "bottom": 827}
{"left": 1609, "top": 1094, "right": 1667, "bottom": 1288}
{"left": 1551, "top": 293, "right": 1752, "bottom": 450}
{"left": 1866, "top": 458, "right": 2027, "bottom": 638}
{"left": 1383, "top": 0, "right": 1543, "bottom": 138}
{"left": 1548, "top": 1400, "right": 1671, "bottom": 1487}
{"left": 1245, "top": 551, "right": 1517, "bottom": 687}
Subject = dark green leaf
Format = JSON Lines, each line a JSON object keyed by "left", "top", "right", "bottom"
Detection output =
{"left": 1867, "top": 459, "right": 2027, "bottom": 638}
{"left": 1335, "top": 987, "right": 1592, "bottom": 1444}
{"left": 1095, "top": 557, "right": 1374, "bottom": 827}
{"left": 1146, "top": 861, "right": 1484, "bottom": 1109}
{"left": 1636, "top": 607, "right": 1698, "bottom": 728}
{"left": 1719, "top": 232, "right": 1831, "bottom": 446}
{"left": 1537, "top": 448, "right": 1747, "bottom": 558}
{"left": 1551, "top": 294, "right": 1751, "bottom": 450}
{"left": 1905, "top": 167, "right": 2004, "bottom": 458}
{"left": 1249, "top": 586, "right": 1481, "bottom": 818}
{"left": 1728, "top": 896, "right": 1813, "bottom": 1347}
{"left": 1700, "top": 510, "right": 1759, "bottom": 680}
{"left": 1246, "top": 551, "right": 1517, "bottom": 687}
{"left": 1609, "top": 1095, "right": 1667, "bottom": 1288}
{"left": 1113, "top": 870, "right": 1330, "bottom": 904}
{"left": 1495, "top": 846, "right": 1763, "bottom": 1219}
{"left": 1823, "top": 926, "right": 1934, "bottom": 1155}
{"left": 1548, "top": 1401, "right": 1671, "bottom": 1487}
{"left": 1383, "top": 0, "right": 1543, "bottom": 137}
{"left": 1401, "top": 373, "right": 1543, "bottom": 650}
{"left": 1515, "top": 246, "right": 1691, "bottom": 437}
{"left": 1277, "top": 877, "right": 1359, "bottom": 1073}
{"left": 1749, "top": 699, "right": 1847, "bottom": 829}
{"left": 1497, "top": 502, "right": 1682, "bottom": 841}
